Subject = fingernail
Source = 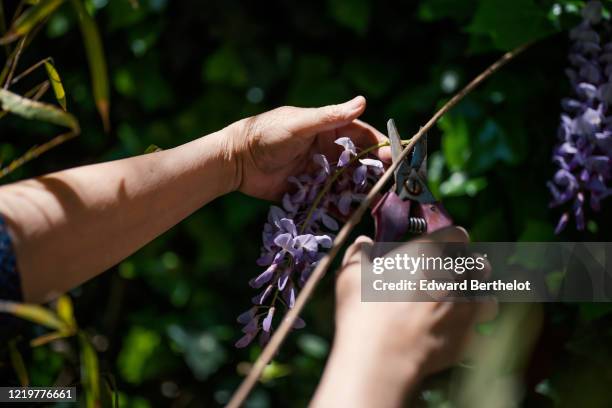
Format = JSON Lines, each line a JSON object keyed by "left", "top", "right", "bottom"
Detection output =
{"left": 346, "top": 95, "right": 365, "bottom": 111}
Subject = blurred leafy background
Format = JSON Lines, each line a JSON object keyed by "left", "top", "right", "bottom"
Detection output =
{"left": 1, "top": 0, "right": 612, "bottom": 407}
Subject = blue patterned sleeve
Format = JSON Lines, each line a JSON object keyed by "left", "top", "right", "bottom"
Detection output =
{"left": 0, "top": 216, "right": 22, "bottom": 302}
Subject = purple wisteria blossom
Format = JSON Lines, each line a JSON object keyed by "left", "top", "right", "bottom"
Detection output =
{"left": 235, "top": 137, "right": 384, "bottom": 347}
{"left": 548, "top": 0, "right": 612, "bottom": 233}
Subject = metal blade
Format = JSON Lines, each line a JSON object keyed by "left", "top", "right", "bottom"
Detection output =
{"left": 387, "top": 119, "right": 402, "bottom": 164}
{"left": 410, "top": 132, "right": 428, "bottom": 179}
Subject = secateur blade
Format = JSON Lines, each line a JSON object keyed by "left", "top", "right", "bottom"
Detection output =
{"left": 372, "top": 119, "right": 453, "bottom": 243}
{"left": 388, "top": 120, "right": 436, "bottom": 204}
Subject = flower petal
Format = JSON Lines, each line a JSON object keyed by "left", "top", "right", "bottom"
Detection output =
{"left": 337, "top": 150, "right": 352, "bottom": 167}
{"left": 353, "top": 165, "right": 368, "bottom": 186}
{"left": 321, "top": 212, "right": 339, "bottom": 231}
{"left": 262, "top": 307, "right": 275, "bottom": 332}
{"left": 338, "top": 190, "right": 353, "bottom": 215}
{"left": 237, "top": 308, "right": 256, "bottom": 324}
{"left": 334, "top": 137, "right": 356, "bottom": 154}
{"left": 315, "top": 235, "right": 332, "bottom": 248}
{"left": 235, "top": 332, "right": 256, "bottom": 348}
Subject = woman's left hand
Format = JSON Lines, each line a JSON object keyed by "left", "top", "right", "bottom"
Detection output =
{"left": 227, "top": 96, "right": 391, "bottom": 200}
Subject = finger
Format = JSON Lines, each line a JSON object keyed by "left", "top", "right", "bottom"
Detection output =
{"left": 415, "top": 226, "right": 470, "bottom": 244}
{"left": 287, "top": 96, "right": 366, "bottom": 133}
{"left": 341, "top": 235, "right": 373, "bottom": 267}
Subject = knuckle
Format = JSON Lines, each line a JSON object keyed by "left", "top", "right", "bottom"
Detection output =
{"left": 324, "top": 105, "right": 345, "bottom": 123}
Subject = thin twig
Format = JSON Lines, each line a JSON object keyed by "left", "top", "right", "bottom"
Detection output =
{"left": 31, "top": 79, "right": 49, "bottom": 100}
{"left": 10, "top": 57, "right": 50, "bottom": 85}
{"left": 0, "top": 0, "right": 9, "bottom": 57}
{"left": 0, "top": 131, "right": 77, "bottom": 179}
{"left": 226, "top": 42, "right": 530, "bottom": 408}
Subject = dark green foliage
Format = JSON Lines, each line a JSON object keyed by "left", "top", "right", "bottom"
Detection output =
{"left": 1, "top": 0, "right": 612, "bottom": 407}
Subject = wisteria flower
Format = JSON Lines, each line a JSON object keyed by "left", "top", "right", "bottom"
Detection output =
{"left": 548, "top": 0, "right": 612, "bottom": 233}
{"left": 335, "top": 137, "right": 357, "bottom": 167}
{"left": 235, "top": 136, "right": 385, "bottom": 348}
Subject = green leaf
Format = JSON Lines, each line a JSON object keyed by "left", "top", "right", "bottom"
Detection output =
{"left": 0, "top": 89, "right": 79, "bottom": 131}
{"left": 327, "top": 0, "right": 370, "bottom": 34}
{"left": 55, "top": 295, "right": 76, "bottom": 329}
{"left": 260, "top": 361, "right": 291, "bottom": 383}
{"left": 0, "top": 0, "right": 64, "bottom": 44}
{"left": 144, "top": 144, "right": 162, "bottom": 154}
{"left": 79, "top": 332, "right": 101, "bottom": 408}
{"left": 297, "top": 334, "right": 329, "bottom": 359}
{"left": 44, "top": 60, "right": 66, "bottom": 110}
{"left": 117, "top": 326, "right": 162, "bottom": 384}
{"left": 439, "top": 114, "right": 471, "bottom": 171}
{"left": 8, "top": 341, "right": 29, "bottom": 386}
{"left": 468, "top": 0, "right": 555, "bottom": 50}
{"left": 0, "top": 300, "right": 67, "bottom": 330}
{"left": 418, "top": 0, "right": 478, "bottom": 22}
{"left": 71, "top": 0, "right": 109, "bottom": 131}
{"left": 439, "top": 172, "right": 487, "bottom": 197}
{"left": 203, "top": 46, "right": 248, "bottom": 87}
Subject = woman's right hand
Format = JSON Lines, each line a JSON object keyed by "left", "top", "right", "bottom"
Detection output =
{"left": 312, "top": 227, "right": 497, "bottom": 408}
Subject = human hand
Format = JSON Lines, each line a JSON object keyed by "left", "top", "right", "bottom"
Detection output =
{"left": 336, "top": 227, "right": 496, "bottom": 376}
{"left": 312, "top": 227, "right": 496, "bottom": 408}
{"left": 226, "top": 96, "right": 391, "bottom": 200}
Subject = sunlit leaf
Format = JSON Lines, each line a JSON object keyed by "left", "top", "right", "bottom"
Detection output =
{"left": 55, "top": 295, "right": 76, "bottom": 329}
{"left": 71, "top": 0, "right": 109, "bottom": 131}
{"left": 260, "top": 361, "right": 291, "bottom": 383}
{"left": 0, "top": 0, "right": 64, "bottom": 45}
{"left": 0, "top": 89, "right": 79, "bottom": 131}
{"left": 79, "top": 332, "right": 101, "bottom": 408}
{"left": 44, "top": 60, "right": 66, "bottom": 110}
{"left": 8, "top": 341, "right": 29, "bottom": 386}
{"left": 0, "top": 300, "right": 66, "bottom": 330}
{"left": 144, "top": 144, "right": 162, "bottom": 154}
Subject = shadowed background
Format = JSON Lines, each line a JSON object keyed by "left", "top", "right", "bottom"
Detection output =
{"left": 1, "top": 0, "right": 612, "bottom": 406}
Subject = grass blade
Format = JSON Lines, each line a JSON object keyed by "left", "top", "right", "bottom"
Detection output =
{"left": 8, "top": 340, "right": 29, "bottom": 386}
{"left": 8, "top": 57, "right": 67, "bottom": 109}
{"left": 79, "top": 332, "right": 101, "bottom": 408}
{"left": 0, "top": 0, "right": 64, "bottom": 45}
{"left": 30, "top": 330, "right": 69, "bottom": 347}
{"left": 0, "top": 300, "right": 67, "bottom": 330}
{"left": 144, "top": 144, "right": 162, "bottom": 154}
{"left": 0, "top": 88, "right": 79, "bottom": 130}
{"left": 55, "top": 295, "right": 76, "bottom": 328}
{"left": 44, "top": 59, "right": 66, "bottom": 109}
{"left": 70, "top": 0, "right": 109, "bottom": 131}
{"left": 0, "top": 131, "right": 77, "bottom": 178}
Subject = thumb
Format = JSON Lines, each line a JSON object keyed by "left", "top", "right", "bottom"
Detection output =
{"left": 341, "top": 234, "right": 374, "bottom": 267}
{"left": 288, "top": 96, "right": 366, "bottom": 133}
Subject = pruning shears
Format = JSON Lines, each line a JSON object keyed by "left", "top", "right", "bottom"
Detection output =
{"left": 371, "top": 119, "right": 453, "bottom": 242}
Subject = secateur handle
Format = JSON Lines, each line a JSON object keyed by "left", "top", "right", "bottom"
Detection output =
{"left": 371, "top": 191, "right": 453, "bottom": 242}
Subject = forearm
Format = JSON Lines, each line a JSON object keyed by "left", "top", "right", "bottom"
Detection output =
{"left": 0, "top": 125, "right": 239, "bottom": 303}
{"left": 311, "top": 332, "right": 422, "bottom": 408}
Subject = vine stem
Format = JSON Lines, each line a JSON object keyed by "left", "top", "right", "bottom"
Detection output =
{"left": 227, "top": 42, "right": 529, "bottom": 408}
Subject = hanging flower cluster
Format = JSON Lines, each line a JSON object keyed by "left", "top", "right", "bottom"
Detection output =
{"left": 548, "top": 0, "right": 612, "bottom": 233}
{"left": 235, "top": 137, "right": 383, "bottom": 347}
